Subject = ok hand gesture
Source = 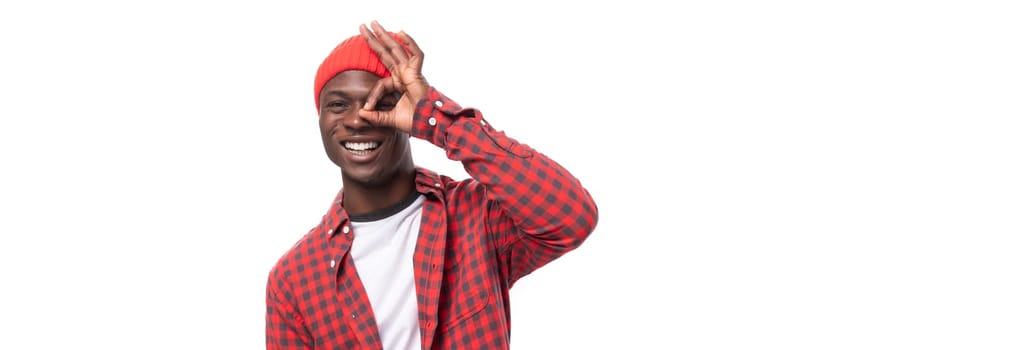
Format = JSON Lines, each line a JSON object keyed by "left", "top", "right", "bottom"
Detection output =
{"left": 357, "top": 21, "right": 429, "bottom": 132}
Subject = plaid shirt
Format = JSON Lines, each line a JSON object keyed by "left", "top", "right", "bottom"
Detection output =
{"left": 266, "top": 88, "right": 599, "bottom": 350}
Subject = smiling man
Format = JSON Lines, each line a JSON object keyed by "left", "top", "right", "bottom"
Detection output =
{"left": 265, "top": 21, "right": 598, "bottom": 350}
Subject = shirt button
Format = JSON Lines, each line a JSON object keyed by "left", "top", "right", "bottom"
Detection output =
{"left": 326, "top": 229, "right": 334, "bottom": 236}
{"left": 434, "top": 100, "right": 443, "bottom": 108}
{"left": 434, "top": 183, "right": 441, "bottom": 187}
{"left": 428, "top": 117, "right": 437, "bottom": 126}
{"left": 342, "top": 226, "right": 350, "bottom": 234}
{"left": 351, "top": 313, "right": 358, "bottom": 319}
{"left": 330, "top": 260, "right": 336, "bottom": 268}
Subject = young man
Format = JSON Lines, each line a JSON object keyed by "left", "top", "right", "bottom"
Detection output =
{"left": 266, "top": 21, "right": 598, "bottom": 350}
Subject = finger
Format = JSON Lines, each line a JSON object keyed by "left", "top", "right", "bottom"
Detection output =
{"left": 357, "top": 108, "right": 395, "bottom": 129}
{"left": 363, "top": 77, "right": 401, "bottom": 111}
{"left": 363, "top": 78, "right": 386, "bottom": 111}
{"left": 371, "top": 21, "right": 410, "bottom": 66}
{"left": 357, "top": 79, "right": 391, "bottom": 128}
{"left": 398, "top": 31, "right": 423, "bottom": 58}
{"left": 360, "top": 23, "right": 401, "bottom": 68}
{"left": 398, "top": 31, "right": 424, "bottom": 69}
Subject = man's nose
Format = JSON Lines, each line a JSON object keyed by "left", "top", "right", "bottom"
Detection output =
{"left": 342, "top": 108, "right": 373, "bottom": 130}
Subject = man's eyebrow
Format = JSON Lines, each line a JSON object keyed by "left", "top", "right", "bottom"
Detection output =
{"left": 321, "top": 90, "right": 399, "bottom": 103}
{"left": 320, "top": 90, "right": 364, "bottom": 104}
{"left": 322, "top": 90, "right": 349, "bottom": 99}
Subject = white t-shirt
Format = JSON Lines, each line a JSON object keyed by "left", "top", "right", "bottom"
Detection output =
{"left": 349, "top": 193, "right": 425, "bottom": 350}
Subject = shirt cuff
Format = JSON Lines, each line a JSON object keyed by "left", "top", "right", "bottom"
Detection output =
{"left": 410, "top": 87, "right": 466, "bottom": 143}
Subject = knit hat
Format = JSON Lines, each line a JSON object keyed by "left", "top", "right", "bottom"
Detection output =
{"left": 313, "top": 33, "right": 403, "bottom": 111}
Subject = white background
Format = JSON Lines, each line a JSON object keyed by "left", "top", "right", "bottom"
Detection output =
{"left": 1, "top": 1, "right": 1033, "bottom": 349}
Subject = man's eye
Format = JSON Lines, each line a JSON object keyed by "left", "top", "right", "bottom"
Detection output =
{"left": 327, "top": 101, "right": 348, "bottom": 109}
{"left": 375, "top": 100, "right": 397, "bottom": 111}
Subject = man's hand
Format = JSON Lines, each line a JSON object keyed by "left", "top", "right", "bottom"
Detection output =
{"left": 357, "top": 21, "right": 429, "bottom": 132}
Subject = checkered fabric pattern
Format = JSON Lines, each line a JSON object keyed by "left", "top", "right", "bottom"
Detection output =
{"left": 266, "top": 87, "right": 599, "bottom": 349}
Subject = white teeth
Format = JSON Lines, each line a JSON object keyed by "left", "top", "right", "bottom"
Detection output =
{"left": 344, "top": 141, "right": 380, "bottom": 151}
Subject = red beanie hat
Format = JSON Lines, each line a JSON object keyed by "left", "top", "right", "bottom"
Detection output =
{"left": 313, "top": 33, "right": 403, "bottom": 111}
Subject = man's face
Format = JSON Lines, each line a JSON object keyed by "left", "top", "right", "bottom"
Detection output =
{"left": 317, "top": 70, "right": 412, "bottom": 187}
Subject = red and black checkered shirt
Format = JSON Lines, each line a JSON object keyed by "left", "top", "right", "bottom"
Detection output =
{"left": 266, "top": 88, "right": 599, "bottom": 349}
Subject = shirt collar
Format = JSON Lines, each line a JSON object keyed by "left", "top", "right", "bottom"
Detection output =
{"left": 321, "top": 167, "right": 445, "bottom": 238}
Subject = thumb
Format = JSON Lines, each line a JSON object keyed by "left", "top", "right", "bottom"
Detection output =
{"left": 357, "top": 108, "right": 397, "bottom": 129}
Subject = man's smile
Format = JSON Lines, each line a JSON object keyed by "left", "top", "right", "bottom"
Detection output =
{"left": 343, "top": 141, "right": 382, "bottom": 154}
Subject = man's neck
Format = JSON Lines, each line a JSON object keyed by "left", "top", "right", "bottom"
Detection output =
{"left": 340, "top": 170, "right": 417, "bottom": 216}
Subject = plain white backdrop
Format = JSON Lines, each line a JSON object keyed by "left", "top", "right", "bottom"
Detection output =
{"left": 1, "top": 0, "right": 1033, "bottom": 349}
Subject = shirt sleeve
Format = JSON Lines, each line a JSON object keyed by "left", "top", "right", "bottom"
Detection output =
{"left": 266, "top": 274, "right": 313, "bottom": 350}
{"left": 410, "top": 87, "right": 599, "bottom": 286}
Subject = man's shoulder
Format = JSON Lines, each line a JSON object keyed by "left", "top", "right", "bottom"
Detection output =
{"left": 416, "top": 166, "right": 480, "bottom": 196}
{"left": 267, "top": 226, "right": 322, "bottom": 284}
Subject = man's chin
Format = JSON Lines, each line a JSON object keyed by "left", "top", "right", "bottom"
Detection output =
{"left": 342, "top": 167, "right": 389, "bottom": 187}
